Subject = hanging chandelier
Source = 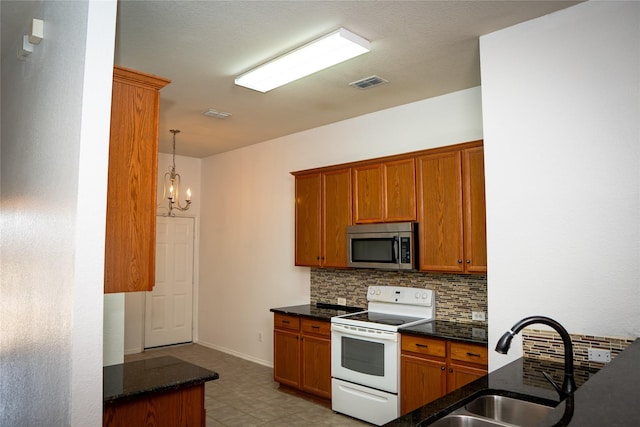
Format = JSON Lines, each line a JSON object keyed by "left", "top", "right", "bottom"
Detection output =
{"left": 161, "top": 129, "right": 192, "bottom": 216}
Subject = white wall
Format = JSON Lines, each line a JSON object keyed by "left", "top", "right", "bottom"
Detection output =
{"left": 198, "top": 87, "right": 483, "bottom": 365}
{"left": 480, "top": 1, "right": 640, "bottom": 371}
{"left": 124, "top": 152, "right": 202, "bottom": 354}
{"left": 0, "top": 1, "right": 116, "bottom": 425}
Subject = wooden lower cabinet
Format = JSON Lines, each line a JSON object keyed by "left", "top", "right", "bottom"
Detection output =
{"left": 400, "top": 335, "right": 488, "bottom": 415}
{"left": 273, "top": 314, "right": 331, "bottom": 400}
{"left": 103, "top": 384, "right": 205, "bottom": 427}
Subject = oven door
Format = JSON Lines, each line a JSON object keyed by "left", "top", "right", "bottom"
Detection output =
{"left": 331, "top": 322, "right": 399, "bottom": 393}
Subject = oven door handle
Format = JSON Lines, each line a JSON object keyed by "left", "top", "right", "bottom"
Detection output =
{"left": 331, "top": 323, "right": 398, "bottom": 341}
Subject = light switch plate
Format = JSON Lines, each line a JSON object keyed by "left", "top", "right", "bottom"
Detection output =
{"left": 337, "top": 297, "right": 346, "bottom": 305}
{"left": 588, "top": 348, "right": 611, "bottom": 363}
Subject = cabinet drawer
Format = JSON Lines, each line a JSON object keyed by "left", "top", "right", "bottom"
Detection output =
{"left": 401, "top": 335, "right": 446, "bottom": 358}
{"left": 301, "top": 318, "right": 331, "bottom": 337}
{"left": 449, "top": 342, "right": 488, "bottom": 365}
{"left": 274, "top": 313, "right": 300, "bottom": 331}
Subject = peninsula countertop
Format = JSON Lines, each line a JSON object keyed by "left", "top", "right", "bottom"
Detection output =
{"left": 386, "top": 338, "right": 640, "bottom": 426}
{"left": 103, "top": 355, "right": 219, "bottom": 403}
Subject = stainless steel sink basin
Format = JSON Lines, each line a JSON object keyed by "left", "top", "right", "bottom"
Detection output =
{"left": 464, "top": 395, "right": 554, "bottom": 426}
{"left": 420, "top": 393, "right": 556, "bottom": 427}
{"left": 426, "top": 414, "right": 505, "bottom": 427}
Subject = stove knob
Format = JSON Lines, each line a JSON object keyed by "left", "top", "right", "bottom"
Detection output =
{"left": 421, "top": 292, "right": 428, "bottom": 299}
{"left": 375, "top": 288, "right": 381, "bottom": 295}
{"left": 369, "top": 288, "right": 375, "bottom": 295}
{"left": 415, "top": 292, "right": 420, "bottom": 299}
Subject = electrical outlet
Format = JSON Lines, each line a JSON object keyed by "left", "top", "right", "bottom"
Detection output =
{"left": 337, "top": 297, "right": 347, "bottom": 305}
{"left": 472, "top": 311, "right": 486, "bottom": 321}
{"left": 588, "top": 348, "right": 611, "bottom": 363}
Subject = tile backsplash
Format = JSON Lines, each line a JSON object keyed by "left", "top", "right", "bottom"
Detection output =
{"left": 310, "top": 268, "right": 487, "bottom": 323}
{"left": 523, "top": 328, "right": 635, "bottom": 370}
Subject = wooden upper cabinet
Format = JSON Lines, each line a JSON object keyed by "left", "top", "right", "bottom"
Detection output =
{"left": 463, "top": 147, "right": 487, "bottom": 273}
{"left": 384, "top": 158, "right": 417, "bottom": 222}
{"left": 322, "top": 169, "right": 352, "bottom": 268}
{"left": 295, "top": 173, "right": 322, "bottom": 267}
{"left": 417, "top": 143, "right": 486, "bottom": 274}
{"left": 353, "top": 163, "right": 384, "bottom": 223}
{"left": 417, "top": 151, "right": 464, "bottom": 272}
{"left": 104, "top": 66, "right": 170, "bottom": 293}
{"left": 294, "top": 168, "right": 352, "bottom": 268}
{"left": 353, "top": 158, "right": 416, "bottom": 223}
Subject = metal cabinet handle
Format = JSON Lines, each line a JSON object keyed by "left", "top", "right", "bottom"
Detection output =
{"left": 440, "top": 366, "right": 445, "bottom": 371}
{"left": 466, "top": 259, "right": 471, "bottom": 264}
{"left": 457, "top": 259, "right": 463, "bottom": 264}
{"left": 467, "top": 352, "right": 481, "bottom": 357}
{"left": 415, "top": 343, "right": 428, "bottom": 348}
{"left": 311, "top": 325, "right": 320, "bottom": 329}
{"left": 449, "top": 368, "right": 454, "bottom": 373}
{"left": 282, "top": 320, "right": 290, "bottom": 324}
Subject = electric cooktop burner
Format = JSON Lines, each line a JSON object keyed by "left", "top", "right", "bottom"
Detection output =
{"left": 339, "top": 311, "right": 427, "bottom": 326}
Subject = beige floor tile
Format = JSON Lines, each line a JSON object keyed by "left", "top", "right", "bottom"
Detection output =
{"left": 125, "top": 343, "right": 369, "bottom": 426}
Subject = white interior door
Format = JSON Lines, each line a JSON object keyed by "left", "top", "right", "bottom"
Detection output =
{"left": 144, "top": 216, "right": 194, "bottom": 348}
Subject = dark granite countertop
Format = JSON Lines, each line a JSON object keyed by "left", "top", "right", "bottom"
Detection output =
{"left": 400, "top": 320, "right": 489, "bottom": 346}
{"left": 386, "top": 338, "right": 640, "bottom": 426}
{"left": 271, "top": 304, "right": 487, "bottom": 346}
{"left": 103, "top": 356, "right": 219, "bottom": 403}
{"left": 270, "top": 302, "right": 364, "bottom": 321}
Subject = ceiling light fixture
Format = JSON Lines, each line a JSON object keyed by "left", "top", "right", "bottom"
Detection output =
{"left": 161, "top": 129, "right": 192, "bottom": 216}
{"left": 234, "top": 27, "right": 370, "bottom": 93}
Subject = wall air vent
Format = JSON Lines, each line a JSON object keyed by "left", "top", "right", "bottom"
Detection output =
{"left": 349, "top": 75, "right": 388, "bottom": 89}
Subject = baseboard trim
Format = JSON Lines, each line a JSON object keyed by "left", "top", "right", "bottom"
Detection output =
{"left": 196, "top": 339, "right": 273, "bottom": 368}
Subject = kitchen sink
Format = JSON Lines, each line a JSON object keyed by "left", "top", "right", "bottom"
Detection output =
{"left": 464, "top": 394, "right": 554, "bottom": 426}
{"left": 426, "top": 414, "right": 505, "bottom": 427}
{"left": 420, "top": 393, "right": 557, "bottom": 427}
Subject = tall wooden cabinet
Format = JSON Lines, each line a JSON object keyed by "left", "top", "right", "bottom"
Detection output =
{"left": 294, "top": 168, "right": 352, "bottom": 268}
{"left": 104, "top": 66, "right": 170, "bottom": 293}
{"left": 352, "top": 158, "right": 416, "bottom": 223}
{"left": 416, "top": 143, "right": 486, "bottom": 273}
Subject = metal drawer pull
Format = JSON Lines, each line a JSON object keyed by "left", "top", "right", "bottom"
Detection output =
{"left": 311, "top": 325, "right": 320, "bottom": 329}
{"left": 282, "top": 320, "right": 290, "bottom": 324}
{"left": 416, "top": 343, "right": 428, "bottom": 348}
{"left": 467, "top": 352, "right": 481, "bottom": 357}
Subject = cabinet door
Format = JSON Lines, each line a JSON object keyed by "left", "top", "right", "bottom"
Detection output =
{"left": 401, "top": 354, "right": 447, "bottom": 415}
{"left": 105, "top": 66, "right": 170, "bottom": 293}
{"left": 273, "top": 329, "right": 300, "bottom": 388}
{"left": 463, "top": 147, "right": 487, "bottom": 273}
{"left": 301, "top": 335, "right": 332, "bottom": 399}
{"left": 447, "top": 362, "right": 487, "bottom": 393}
{"left": 384, "top": 158, "right": 416, "bottom": 222}
{"left": 295, "top": 173, "right": 322, "bottom": 266}
{"left": 417, "top": 151, "right": 464, "bottom": 272}
{"left": 322, "top": 169, "right": 352, "bottom": 267}
{"left": 353, "top": 164, "right": 384, "bottom": 223}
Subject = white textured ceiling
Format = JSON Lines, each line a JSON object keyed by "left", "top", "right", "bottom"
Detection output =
{"left": 3, "top": 1, "right": 580, "bottom": 158}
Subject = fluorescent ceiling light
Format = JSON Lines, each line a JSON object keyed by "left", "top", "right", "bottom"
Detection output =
{"left": 235, "top": 28, "right": 370, "bottom": 93}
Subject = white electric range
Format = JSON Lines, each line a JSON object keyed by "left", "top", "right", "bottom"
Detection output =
{"left": 331, "top": 285, "right": 435, "bottom": 426}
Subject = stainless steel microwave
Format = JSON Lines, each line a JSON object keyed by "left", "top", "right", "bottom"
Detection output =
{"left": 346, "top": 222, "right": 418, "bottom": 270}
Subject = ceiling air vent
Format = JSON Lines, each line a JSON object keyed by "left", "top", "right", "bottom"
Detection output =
{"left": 349, "top": 75, "right": 388, "bottom": 89}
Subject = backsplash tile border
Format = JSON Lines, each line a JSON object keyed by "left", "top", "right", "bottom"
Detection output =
{"left": 310, "top": 268, "right": 487, "bottom": 323}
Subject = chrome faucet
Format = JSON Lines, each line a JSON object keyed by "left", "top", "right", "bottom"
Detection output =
{"left": 495, "top": 316, "right": 577, "bottom": 398}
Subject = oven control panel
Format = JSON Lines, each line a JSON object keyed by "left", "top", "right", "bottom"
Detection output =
{"left": 367, "top": 286, "right": 433, "bottom": 306}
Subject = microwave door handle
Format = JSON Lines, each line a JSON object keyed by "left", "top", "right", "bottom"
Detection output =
{"left": 393, "top": 236, "right": 399, "bottom": 264}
